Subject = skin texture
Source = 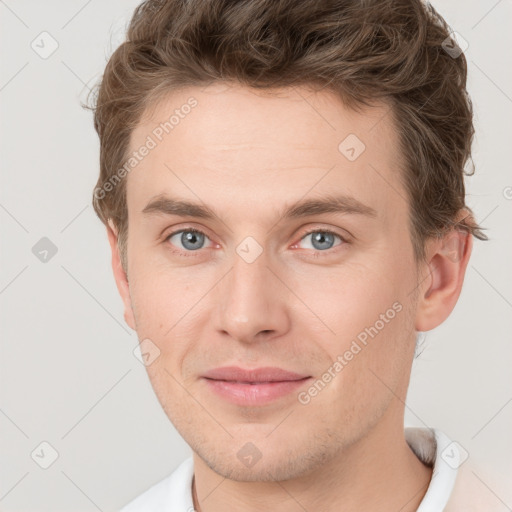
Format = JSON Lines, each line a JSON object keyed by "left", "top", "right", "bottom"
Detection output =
{"left": 107, "top": 83, "right": 473, "bottom": 511}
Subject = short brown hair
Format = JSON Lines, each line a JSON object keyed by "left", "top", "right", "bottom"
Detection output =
{"left": 86, "top": 0, "right": 488, "bottom": 272}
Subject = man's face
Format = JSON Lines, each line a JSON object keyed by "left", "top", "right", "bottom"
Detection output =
{"left": 120, "top": 83, "right": 423, "bottom": 481}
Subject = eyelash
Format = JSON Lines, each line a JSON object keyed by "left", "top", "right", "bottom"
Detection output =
{"left": 164, "top": 227, "right": 348, "bottom": 258}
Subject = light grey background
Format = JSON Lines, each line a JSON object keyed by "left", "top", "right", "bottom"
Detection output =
{"left": 1, "top": 1, "right": 511, "bottom": 510}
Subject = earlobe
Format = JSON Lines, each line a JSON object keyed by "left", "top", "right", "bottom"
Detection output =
{"left": 106, "top": 220, "right": 136, "bottom": 331}
{"left": 415, "top": 228, "right": 473, "bottom": 332}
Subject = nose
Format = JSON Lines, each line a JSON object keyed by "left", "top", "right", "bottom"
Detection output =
{"left": 212, "top": 247, "right": 291, "bottom": 344}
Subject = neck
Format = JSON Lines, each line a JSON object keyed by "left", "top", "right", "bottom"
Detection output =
{"left": 192, "top": 409, "right": 432, "bottom": 512}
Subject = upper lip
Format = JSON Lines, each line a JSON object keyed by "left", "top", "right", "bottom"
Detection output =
{"left": 202, "top": 366, "right": 310, "bottom": 383}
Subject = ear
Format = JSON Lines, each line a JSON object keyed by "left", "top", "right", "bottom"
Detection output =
{"left": 415, "top": 213, "right": 474, "bottom": 332}
{"left": 106, "top": 219, "right": 136, "bottom": 331}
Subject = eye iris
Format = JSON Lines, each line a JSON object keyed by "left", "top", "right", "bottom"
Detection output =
{"left": 181, "top": 231, "right": 204, "bottom": 250}
{"left": 311, "top": 232, "right": 335, "bottom": 250}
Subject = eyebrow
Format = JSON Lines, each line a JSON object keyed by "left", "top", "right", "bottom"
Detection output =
{"left": 142, "top": 193, "right": 377, "bottom": 222}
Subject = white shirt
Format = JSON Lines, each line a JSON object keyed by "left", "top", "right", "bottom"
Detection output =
{"left": 120, "top": 427, "right": 494, "bottom": 511}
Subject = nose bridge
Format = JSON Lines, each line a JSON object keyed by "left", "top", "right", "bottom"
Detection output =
{"left": 214, "top": 239, "right": 289, "bottom": 342}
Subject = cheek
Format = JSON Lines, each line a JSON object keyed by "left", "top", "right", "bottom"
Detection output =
{"left": 299, "top": 300, "right": 414, "bottom": 436}
{"left": 301, "top": 257, "right": 415, "bottom": 396}
{"left": 301, "top": 258, "right": 409, "bottom": 341}
{"left": 127, "top": 256, "right": 206, "bottom": 331}
{"left": 127, "top": 264, "right": 214, "bottom": 391}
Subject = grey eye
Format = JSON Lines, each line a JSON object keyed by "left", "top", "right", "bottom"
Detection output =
{"left": 169, "top": 230, "right": 208, "bottom": 251}
{"left": 300, "top": 231, "right": 342, "bottom": 251}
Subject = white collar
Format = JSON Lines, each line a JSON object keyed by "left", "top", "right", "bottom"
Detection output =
{"left": 405, "top": 427, "right": 459, "bottom": 511}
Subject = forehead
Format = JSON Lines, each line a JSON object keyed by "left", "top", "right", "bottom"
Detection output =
{"left": 126, "top": 83, "right": 406, "bottom": 223}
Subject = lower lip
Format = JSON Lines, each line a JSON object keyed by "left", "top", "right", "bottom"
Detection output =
{"left": 203, "top": 377, "right": 312, "bottom": 406}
